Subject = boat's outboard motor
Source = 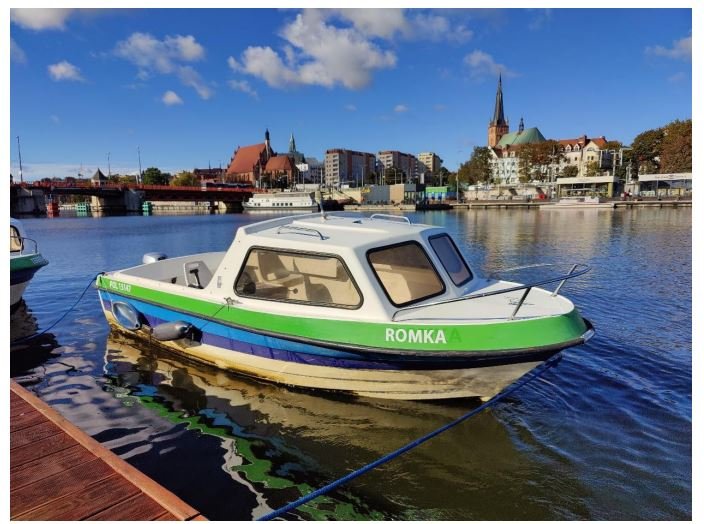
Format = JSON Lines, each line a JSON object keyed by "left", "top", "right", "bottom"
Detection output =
{"left": 143, "top": 252, "right": 168, "bottom": 264}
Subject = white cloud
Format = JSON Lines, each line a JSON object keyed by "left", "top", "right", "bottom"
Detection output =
{"left": 344, "top": 104, "right": 357, "bottom": 112}
{"left": 410, "top": 13, "right": 473, "bottom": 43}
{"left": 162, "top": 90, "right": 183, "bottom": 106}
{"left": 48, "top": 60, "right": 84, "bottom": 82}
{"left": 394, "top": 104, "right": 409, "bottom": 113}
{"left": 646, "top": 35, "right": 692, "bottom": 61}
{"left": 232, "top": 10, "right": 396, "bottom": 90}
{"left": 115, "top": 32, "right": 212, "bottom": 99}
{"left": 50, "top": 115, "right": 60, "bottom": 124}
{"left": 464, "top": 50, "right": 517, "bottom": 78}
{"left": 331, "top": 9, "right": 409, "bottom": 39}
{"left": 228, "top": 79, "right": 258, "bottom": 99}
{"left": 11, "top": 8, "right": 75, "bottom": 30}
{"left": 11, "top": 38, "right": 27, "bottom": 63}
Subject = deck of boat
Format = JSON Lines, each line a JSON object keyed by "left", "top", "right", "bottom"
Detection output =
{"left": 10, "top": 380, "right": 207, "bottom": 521}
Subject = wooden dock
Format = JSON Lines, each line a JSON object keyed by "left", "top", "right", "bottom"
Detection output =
{"left": 10, "top": 380, "right": 207, "bottom": 521}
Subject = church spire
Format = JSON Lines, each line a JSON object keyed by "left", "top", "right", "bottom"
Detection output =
{"left": 289, "top": 132, "right": 296, "bottom": 153}
{"left": 518, "top": 116, "right": 524, "bottom": 133}
{"left": 491, "top": 74, "right": 507, "bottom": 126}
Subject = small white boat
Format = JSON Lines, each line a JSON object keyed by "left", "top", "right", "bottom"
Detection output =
{"left": 97, "top": 212, "right": 594, "bottom": 400}
{"left": 10, "top": 218, "right": 48, "bottom": 311}
{"left": 244, "top": 191, "right": 319, "bottom": 211}
{"left": 541, "top": 196, "right": 615, "bottom": 210}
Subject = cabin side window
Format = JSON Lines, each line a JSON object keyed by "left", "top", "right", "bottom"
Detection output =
{"left": 367, "top": 242, "right": 445, "bottom": 307}
{"left": 428, "top": 234, "right": 473, "bottom": 286}
{"left": 10, "top": 226, "right": 22, "bottom": 253}
{"left": 234, "top": 248, "right": 362, "bottom": 308}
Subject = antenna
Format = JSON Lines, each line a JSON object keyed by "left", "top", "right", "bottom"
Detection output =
{"left": 16, "top": 136, "right": 23, "bottom": 183}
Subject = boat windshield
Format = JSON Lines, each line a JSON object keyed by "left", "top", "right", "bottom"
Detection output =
{"left": 234, "top": 248, "right": 362, "bottom": 308}
{"left": 10, "top": 226, "right": 22, "bottom": 253}
{"left": 367, "top": 242, "right": 445, "bottom": 307}
{"left": 428, "top": 234, "right": 472, "bottom": 286}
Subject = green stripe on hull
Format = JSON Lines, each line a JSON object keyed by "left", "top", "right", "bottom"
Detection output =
{"left": 97, "top": 275, "right": 587, "bottom": 353}
{"left": 11, "top": 253, "right": 48, "bottom": 272}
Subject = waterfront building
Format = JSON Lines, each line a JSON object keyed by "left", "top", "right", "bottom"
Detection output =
{"left": 488, "top": 75, "right": 510, "bottom": 148}
{"left": 555, "top": 174, "right": 620, "bottom": 198}
{"left": 324, "top": 149, "right": 375, "bottom": 187}
{"left": 557, "top": 135, "right": 612, "bottom": 177}
{"left": 263, "top": 155, "right": 298, "bottom": 187}
{"left": 296, "top": 157, "right": 324, "bottom": 186}
{"left": 225, "top": 129, "right": 275, "bottom": 186}
{"left": 378, "top": 150, "right": 422, "bottom": 183}
{"left": 417, "top": 152, "right": 443, "bottom": 182}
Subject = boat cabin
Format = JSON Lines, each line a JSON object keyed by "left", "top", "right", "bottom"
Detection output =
{"left": 118, "top": 213, "right": 486, "bottom": 320}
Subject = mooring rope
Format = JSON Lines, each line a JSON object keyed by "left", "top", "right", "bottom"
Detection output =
{"left": 257, "top": 355, "right": 562, "bottom": 521}
{"left": 12, "top": 273, "right": 103, "bottom": 344}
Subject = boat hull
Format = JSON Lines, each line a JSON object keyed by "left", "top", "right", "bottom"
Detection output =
{"left": 98, "top": 288, "right": 591, "bottom": 400}
{"left": 10, "top": 253, "right": 48, "bottom": 308}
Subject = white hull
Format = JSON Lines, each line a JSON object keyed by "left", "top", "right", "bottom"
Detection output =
{"left": 106, "top": 314, "right": 539, "bottom": 401}
{"left": 541, "top": 203, "right": 615, "bottom": 210}
{"left": 11, "top": 281, "right": 30, "bottom": 307}
{"left": 243, "top": 204, "right": 319, "bottom": 211}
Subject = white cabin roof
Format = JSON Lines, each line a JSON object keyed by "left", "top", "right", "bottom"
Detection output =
{"left": 237, "top": 212, "right": 442, "bottom": 251}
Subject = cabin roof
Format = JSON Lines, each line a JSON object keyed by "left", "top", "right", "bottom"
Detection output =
{"left": 238, "top": 212, "right": 440, "bottom": 250}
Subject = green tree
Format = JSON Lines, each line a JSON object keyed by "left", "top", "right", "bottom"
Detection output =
{"left": 458, "top": 146, "right": 492, "bottom": 186}
{"left": 171, "top": 170, "right": 198, "bottom": 187}
{"left": 561, "top": 165, "right": 578, "bottom": 178}
{"left": 141, "top": 167, "right": 171, "bottom": 185}
{"left": 585, "top": 161, "right": 601, "bottom": 177}
{"left": 631, "top": 128, "right": 664, "bottom": 175}
{"left": 660, "top": 119, "right": 692, "bottom": 173}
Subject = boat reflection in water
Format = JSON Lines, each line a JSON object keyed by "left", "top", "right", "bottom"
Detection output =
{"left": 103, "top": 331, "right": 590, "bottom": 520}
{"left": 11, "top": 301, "right": 60, "bottom": 380}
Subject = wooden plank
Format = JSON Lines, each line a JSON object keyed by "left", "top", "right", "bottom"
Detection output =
{"left": 10, "top": 408, "right": 47, "bottom": 432}
{"left": 86, "top": 493, "right": 176, "bottom": 521}
{"left": 10, "top": 420, "right": 61, "bottom": 448}
{"left": 11, "top": 431, "right": 78, "bottom": 469}
{"left": 14, "top": 473, "right": 140, "bottom": 521}
{"left": 10, "top": 457, "right": 115, "bottom": 517}
{"left": 10, "top": 381, "right": 204, "bottom": 521}
{"left": 11, "top": 444, "right": 85, "bottom": 491}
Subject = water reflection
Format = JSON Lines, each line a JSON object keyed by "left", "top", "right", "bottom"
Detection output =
{"left": 10, "top": 301, "right": 60, "bottom": 379}
{"left": 102, "top": 331, "right": 592, "bottom": 520}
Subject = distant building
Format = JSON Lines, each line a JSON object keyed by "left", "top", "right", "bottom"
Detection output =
{"left": 488, "top": 74, "right": 510, "bottom": 148}
{"left": 324, "top": 149, "right": 375, "bottom": 187}
{"left": 287, "top": 132, "right": 305, "bottom": 165}
{"left": 263, "top": 155, "right": 298, "bottom": 187}
{"left": 91, "top": 168, "right": 108, "bottom": 187}
{"left": 193, "top": 167, "right": 225, "bottom": 182}
{"left": 378, "top": 150, "right": 422, "bottom": 183}
{"left": 225, "top": 129, "right": 275, "bottom": 186}
{"left": 296, "top": 156, "right": 324, "bottom": 185}
{"left": 557, "top": 135, "right": 612, "bottom": 177}
{"left": 417, "top": 152, "right": 443, "bottom": 180}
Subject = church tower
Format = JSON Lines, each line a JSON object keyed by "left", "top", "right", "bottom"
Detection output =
{"left": 488, "top": 75, "right": 510, "bottom": 148}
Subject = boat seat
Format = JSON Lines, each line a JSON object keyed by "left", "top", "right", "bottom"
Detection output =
{"left": 184, "top": 260, "right": 213, "bottom": 289}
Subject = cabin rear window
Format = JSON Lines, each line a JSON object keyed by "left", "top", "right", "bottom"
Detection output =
{"left": 429, "top": 234, "right": 472, "bottom": 286}
{"left": 234, "top": 248, "right": 362, "bottom": 308}
{"left": 10, "top": 226, "right": 22, "bottom": 253}
{"left": 367, "top": 242, "right": 445, "bottom": 307}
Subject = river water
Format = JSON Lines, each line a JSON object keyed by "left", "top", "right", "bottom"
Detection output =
{"left": 11, "top": 208, "right": 691, "bottom": 520}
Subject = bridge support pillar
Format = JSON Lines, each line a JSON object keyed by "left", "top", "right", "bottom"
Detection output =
{"left": 10, "top": 188, "right": 47, "bottom": 217}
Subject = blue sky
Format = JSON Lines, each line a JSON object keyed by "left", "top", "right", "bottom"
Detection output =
{"left": 8, "top": 7, "right": 693, "bottom": 181}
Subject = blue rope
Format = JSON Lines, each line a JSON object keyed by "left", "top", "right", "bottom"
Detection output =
{"left": 12, "top": 273, "right": 103, "bottom": 344}
{"left": 257, "top": 356, "right": 561, "bottom": 521}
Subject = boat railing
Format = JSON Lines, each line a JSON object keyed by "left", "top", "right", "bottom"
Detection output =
{"left": 11, "top": 236, "right": 39, "bottom": 256}
{"left": 276, "top": 225, "right": 327, "bottom": 240}
{"left": 369, "top": 214, "right": 411, "bottom": 224}
{"left": 392, "top": 263, "right": 590, "bottom": 322}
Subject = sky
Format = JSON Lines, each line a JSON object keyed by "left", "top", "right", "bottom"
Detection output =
{"left": 7, "top": 7, "right": 694, "bottom": 181}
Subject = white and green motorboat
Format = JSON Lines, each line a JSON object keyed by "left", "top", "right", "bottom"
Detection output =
{"left": 96, "top": 212, "right": 594, "bottom": 400}
{"left": 10, "top": 218, "right": 48, "bottom": 311}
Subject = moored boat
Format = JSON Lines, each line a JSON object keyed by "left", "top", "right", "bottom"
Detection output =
{"left": 10, "top": 218, "right": 48, "bottom": 311}
{"left": 541, "top": 196, "right": 615, "bottom": 209}
{"left": 244, "top": 191, "right": 319, "bottom": 211}
{"left": 96, "top": 212, "right": 594, "bottom": 400}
